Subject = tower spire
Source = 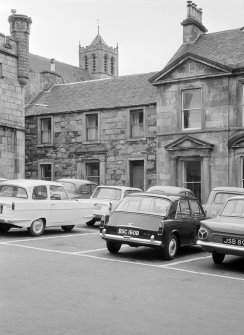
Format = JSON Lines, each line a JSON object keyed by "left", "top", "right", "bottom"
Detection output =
{"left": 97, "top": 18, "right": 100, "bottom": 35}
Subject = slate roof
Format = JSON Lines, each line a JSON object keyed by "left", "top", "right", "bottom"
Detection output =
{"left": 167, "top": 28, "right": 244, "bottom": 70}
{"left": 29, "top": 53, "right": 93, "bottom": 82}
{"left": 90, "top": 33, "right": 108, "bottom": 47}
{"left": 26, "top": 72, "right": 157, "bottom": 116}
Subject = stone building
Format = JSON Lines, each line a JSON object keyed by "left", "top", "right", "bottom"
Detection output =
{"left": 149, "top": 1, "right": 244, "bottom": 202}
{"left": 0, "top": 10, "right": 31, "bottom": 179}
{"left": 25, "top": 72, "right": 157, "bottom": 190}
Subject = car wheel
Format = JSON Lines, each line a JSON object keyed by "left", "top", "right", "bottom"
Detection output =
{"left": 61, "top": 225, "right": 74, "bottom": 232}
{"left": 29, "top": 219, "right": 45, "bottom": 237}
{"left": 212, "top": 251, "right": 225, "bottom": 264}
{"left": 86, "top": 218, "right": 96, "bottom": 227}
{"left": 0, "top": 224, "right": 11, "bottom": 233}
{"left": 161, "top": 234, "right": 178, "bottom": 260}
{"left": 106, "top": 241, "right": 121, "bottom": 254}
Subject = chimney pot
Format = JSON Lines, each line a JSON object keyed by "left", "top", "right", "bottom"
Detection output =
{"left": 11, "top": 9, "right": 16, "bottom": 15}
{"left": 50, "top": 58, "right": 55, "bottom": 72}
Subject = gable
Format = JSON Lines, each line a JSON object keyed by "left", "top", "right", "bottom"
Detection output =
{"left": 149, "top": 53, "right": 232, "bottom": 84}
{"left": 165, "top": 135, "right": 214, "bottom": 151}
{"left": 163, "top": 59, "right": 225, "bottom": 81}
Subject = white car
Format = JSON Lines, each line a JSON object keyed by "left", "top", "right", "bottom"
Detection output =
{"left": 0, "top": 179, "right": 94, "bottom": 236}
{"left": 86, "top": 185, "right": 142, "bottom": 226}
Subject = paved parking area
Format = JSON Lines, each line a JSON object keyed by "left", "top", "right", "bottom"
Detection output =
{"left": 1, "top": 225, "right": 244, "bottom": 335}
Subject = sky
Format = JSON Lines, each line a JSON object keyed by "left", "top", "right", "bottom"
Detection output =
{"left": 1, "top": 0, "right": 244, "bottom": 76}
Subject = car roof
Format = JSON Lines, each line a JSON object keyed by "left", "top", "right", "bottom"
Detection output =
{"left": 95, "top": 185, "right": 142, "bottom": 191}
{"left": 226, "top": 196, "right": 244, "bottom": 201}
{"left": 56, "top": 178, "right": 97, "bottom": 185}
{"left": 0, "top": 179, "right": 63, "bottom": 188}
{"left": 147, "top": 185, "right": 193, "bottom": 194}
{"left": 127, "top": 192, "right": 197, "bottom": 201}
{"left": 211, "top": 186, "right": 244, "bottom": 192}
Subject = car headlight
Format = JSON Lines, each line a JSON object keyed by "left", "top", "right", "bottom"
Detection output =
{"left": 198, "top": 228, "right": 208, "bottom": 240}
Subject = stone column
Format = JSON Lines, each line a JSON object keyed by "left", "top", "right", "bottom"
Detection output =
{"left": 202, "top": 155, "right": 210, "bottom": 203}
{"left": 170, "top": 156, "right": 177, "bottom": 186}
{"left": 100, "top": 156, "right": 106, "bottom": 185}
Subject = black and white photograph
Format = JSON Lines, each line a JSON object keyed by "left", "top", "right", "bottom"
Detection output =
{"left": 1, "top": 0, "right": 244, "bottom": 334}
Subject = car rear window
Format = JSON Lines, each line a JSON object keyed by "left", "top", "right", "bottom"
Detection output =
{"left": 115, "top": 195, "right": 171, "bottom": 216}
{"left": 221, "top": 199, "right": 244, "bottom": 217}
{"left": 92, "top": 187, "right": 122, "bottom": 200}
{"left": 0, "top": 185, "right": 28, "bottom": 199}
{"left": 214, "top": 192, "right": 244, "bottom": 204}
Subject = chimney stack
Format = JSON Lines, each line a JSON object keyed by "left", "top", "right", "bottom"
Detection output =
{"left": 50, "top": 58, "right": 56, "bottom": 72}
{"left": 8, "top": 10, "right": 32, "bottom": 86}
{"left": 182, "top": 1, "right": 207, "bottom": 43}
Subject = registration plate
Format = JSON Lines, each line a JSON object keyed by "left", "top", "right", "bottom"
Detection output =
{"left": 223, "top": 237, "right": 244, "bottom": 246}
{"left": 118, "top": 228, "right": 139, "bottom": 237}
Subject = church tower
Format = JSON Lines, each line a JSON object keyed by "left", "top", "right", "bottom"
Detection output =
{"left": 79, "top": 28, "right": 118, "bottom": 79}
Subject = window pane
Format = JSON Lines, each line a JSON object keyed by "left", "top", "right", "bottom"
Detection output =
{"left": 184, "top": 109, "right": 201, "bottom": 129}
{"left": 183, "top": 89, "right": 201, "bottom": 109}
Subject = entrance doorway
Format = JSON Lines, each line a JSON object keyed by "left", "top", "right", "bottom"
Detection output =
{"left": 183, "top": 160, "right": 201, "bottom": 200}
{"left": 130, "top": 160, "right": 144, "bottom": 190}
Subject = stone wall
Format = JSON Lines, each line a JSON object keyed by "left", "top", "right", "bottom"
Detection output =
{"left": 25, "top": 104, "right": 157, "bottom": 189}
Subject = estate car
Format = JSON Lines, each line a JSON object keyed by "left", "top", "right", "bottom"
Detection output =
{"left": 198, "top": 196, "right": 244, "bottom": 264}
{"left": 100, "top": 192, "right": 205, "bottom": 260}
{"left": 56, "top": 178, "right": 97, "bottom": 199}
{"left": 0, "top": 179, "right": 94, "bottom": 236}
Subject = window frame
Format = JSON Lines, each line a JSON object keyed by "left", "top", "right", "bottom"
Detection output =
{"left": 38, "top": 116, "right": 53, "bottom": 146}
{"left": 84, "top": 112, "right": 100, "bottom": 142}
{"left": 86, "top": 162, "right": 100, "bottom": 185}
{"left": 181, "top": 88, "right": 202, "bottom": 131}
{"left": 129, "top": 108, "right": 145, "bottom": 139}
{"left": 38, "top": 162, "right": 53, "bottom": 181}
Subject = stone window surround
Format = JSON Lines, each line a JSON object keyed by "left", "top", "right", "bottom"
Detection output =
{"left": 38, "top": 161, "right": 54, "bottom": 181}
{"left": 83, "top": 111, "right": 101, "bottom": 144}
{"left": 77, "top": 157, "right": 105, "bottom": 185}
{"left": 180, "top": 83, "right": 204, "bottom": 131}
{"left": 37, "top": 116, "right": 54, "bottom": 147}
{"left": 127, "top": 107, "right": 146, "bottom": 140}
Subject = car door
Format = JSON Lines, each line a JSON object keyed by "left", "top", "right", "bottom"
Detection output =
{"left": 189, "top": 199, "right": 206, "bottom": 241}
{"left": 175, "top": 199, "right": 195, "bottom": 245}
{"left": 49, "top": 185, "right": 71, "bottom": 226}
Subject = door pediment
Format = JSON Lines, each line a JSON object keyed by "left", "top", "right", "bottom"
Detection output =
{"left": 165, "top": 135, "right": 214, "bottom": 152}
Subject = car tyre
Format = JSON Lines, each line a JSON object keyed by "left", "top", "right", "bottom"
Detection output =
{"left": 212, "top": 251, "right": 225, "bottom": 264}
{"left": 29, "top": 219, "right": 45, "bottom": 237}
{"left": 0, "top": 224, "right": 11, "bottom": 233}
{"left": 161, "top": 234, "right": 178, "bottom": 260}
{"left": 106, "top": 241, "right": 121, "bottom": 254}
{"left": 86, "top": 218, "right": 96, "bottom": 227}
{"left": 61, "top": 225, "right": 75, "bottom": 232}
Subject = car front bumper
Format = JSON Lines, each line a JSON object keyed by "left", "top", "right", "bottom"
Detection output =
{"left": 197, "top": 240, "right": 244, "bottom": 256}
{"left": 100, "top": 232, "right": 163, "bottom": 247}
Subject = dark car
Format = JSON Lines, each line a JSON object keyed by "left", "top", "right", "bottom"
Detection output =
{"left": 197, "top": 196, "right": 244, "bottom": 264}
{"left": 56, "top": 178, "right": 97, "bottom": 199}
{"left": 147, "top": 185, "right": 194, "bottom": 197}
{"left": 100, "top": 192, "right": 205, "bottom": 260}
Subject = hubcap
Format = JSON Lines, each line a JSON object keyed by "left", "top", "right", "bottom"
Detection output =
{"left": 169, "top": 239, "right": 177, "bottom": 256}
{"left": 33, "top": 220, "right": 43, "bottom": 233}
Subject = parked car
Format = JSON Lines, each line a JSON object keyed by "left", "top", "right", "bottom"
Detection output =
{"left": 86, "top": 185, "right": 142, "bottom": 226}
{"left": 100, "top": 192, "right": 205, "bottom": 260}
{"left": 147, "top": 185, "right": 194, "bottom": 196}
{"left": 56, "top": 178, "right": 97, "bottom": 199}
{"left": 198, "top": 196, "right": 244, "bottom": 264}
{"left": 202, "top": 186, "right": 244, "bottom": 218}
{"left": 0, "top": 179, "right": 94, "bottom": 236}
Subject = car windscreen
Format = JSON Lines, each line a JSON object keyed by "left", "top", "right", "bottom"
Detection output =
{"left": 59, "top": 181, "right": 76, "bottom": 194}
{"left": 214, "top": 192, "right": 244, "bottom": 204}
{"left": 0, "top": 185, "right": 28, "bottom": 199}
{"left": 115, "top": 195, "right": 171, "bottom": 216}
{"left": 92, "top": 187, "right": 122, "bottom": 200}
{"left": 221, "top": 199, "right": 244, "bottom": 217}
